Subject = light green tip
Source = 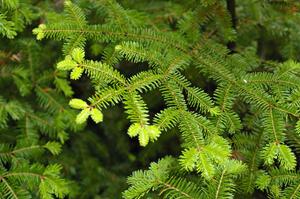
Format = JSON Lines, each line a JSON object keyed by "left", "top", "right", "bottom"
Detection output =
{"left": 90, "top": 108, "right": 103, "bottom": 123}
{"left": 115, "top": 45, "right": 122, "bottom": 51}
{"left": 64, "top": 0, "right": 72, "bottom": 6}
{"left": 69, "top": 98, "right": 88, "bottom": 109}
{"left": 75, "top": 108, "right": 90, "bottom": 124}
{"left": 71, "top": 48, "right": 85, "bottom": 63}
{"left": 32, "top": 24, "right": 47, "bottom": 40}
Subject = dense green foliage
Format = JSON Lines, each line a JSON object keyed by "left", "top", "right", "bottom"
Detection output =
{"left": 1, "top": 0, "right": 300, "bottom": 198}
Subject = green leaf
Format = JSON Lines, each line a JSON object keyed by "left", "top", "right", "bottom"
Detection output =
{"left": 44, "top": 142, "right": 62, "bottom": 155}
{"left": 224, "top": 159, "right": 247, "bottom": 175}
{"left": 186, "top": 86, "right": 214, "bottom": 113}
{"left": 71, "top": 48, "right": 85, "bottom": 63}
{"left": 57, "top": 56, "right": 77, "bottom": 70}
{"left": 5, "top": 100, "right": 25, "bottom": 120}
{"left": 32, "top": 24, "right": 46, "bottom": 40}
{"left": 57, "top": 131, "right": 69, "bottom": 144}
{"left": 70, "top": 67, "right": 84, "bottom": 80}
{"left": 75, "top": 108, "right": 90, "bottom": 124}
{"left": 269, "top": 185, "right": 281, "bottom": 198}
{"left": 277, "top": 144, "right": 296, "bottom": 170}
{"left": 179, "top": 147, "right": 198, "bottom": 171}
{"left": 146, "top": 125, "right": 161, "bottom": 141}
{"left": 261, "top": 142, "right": 278, "bottom": 166}
{"left": 197, "top": 152, "right": 215, "bottom": 179}
{"left": 256, "top": 172, "right": 271, "bottom": 190}
{"left": 64, "top": 0, "right": 72, "bottom": 6}
{"left": 138, "top": 128, "right": 149, "bottom": 147}
{"left": 69, "top": 98, "right": 88, "bottom": 109}
{"left": 115, "top": 45, "right": 122, "bottom": 51}
{"left": 128, "top": 123, "right": 142, "bottom": 137}
{"left": 40, "top": 164, "right": 70, "bottom": 199}
{"left": 0, "top": 13, "right": 17, "bottom": 39}
{"left": 54, "top": 77, "right": 74, "bottom": 96}
{"left": 90, "top": 108, "right": 103, "bottom": 123}
{"left": 209, "top": 106, "right": 221, "bottom": 116}
{"left": 204, "top": 135, "right": 231, "bottom": 164}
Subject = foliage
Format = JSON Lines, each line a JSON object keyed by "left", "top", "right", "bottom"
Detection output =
{"left": 0, "top": 1, "right": 76, "bottom": 198}
{"left": 1, "top": 0, "right": 300, "bottom": 198}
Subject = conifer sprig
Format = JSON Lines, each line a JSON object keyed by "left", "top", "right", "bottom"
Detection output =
{"left": 10, "top": 0, "right": 300, "bottom": 198}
